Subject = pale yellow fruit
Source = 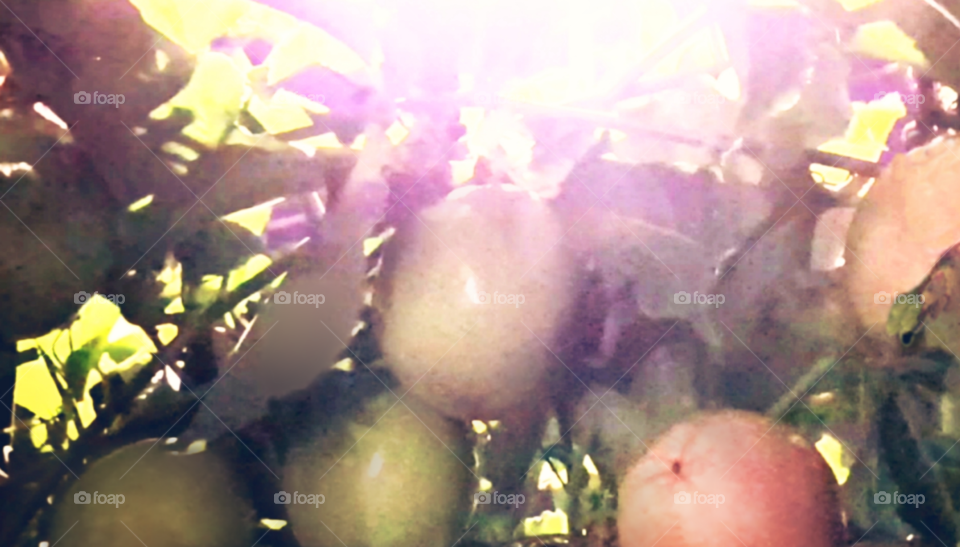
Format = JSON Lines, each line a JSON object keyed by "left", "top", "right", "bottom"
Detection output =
{"left": 281, "top": 393, "right": 472, "bottom": 547}
{"left": 50, "top": 440, "right": 254, "bottom": 547}
{"left": 619, "top": 411, "right": 840, "bottom": 547}
{"left": 376, "top": 184, "right": 574, "bottom": 420}
{"left": 846, "top": 137, "right": 960, "bottom": 337}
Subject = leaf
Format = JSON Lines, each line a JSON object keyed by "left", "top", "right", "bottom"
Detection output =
{"left": 63, "top": 348, "right": 97, "bottom": 401}
{"left": 150, "top": 52, "right": 247, "bottom": 146}
{"left": 818, "top": 93, "right": 908, "bottom": 163}
{"left": 226, "top": 254, "right": 273, "bottom": 291}
{"left": 131, "top": 0, "right": 250, "bottom": 55}
{"left": 815, "top": 433, "right": 852, "bottom": 485}
{"left": 247, "top": 93, "right": 314, "bottom": 135}
{"left": 523, "top": 509, "right": 570, "bottom": 537}
{"left": 264, "top": 23, "right": 369, "bottom": 85}
{"left": 14, "top": 358, "right": 63, "bottom": 420}
{"left": 101, "top": 317, "right": 159, "bottom": 381}
{"left": 850, "top": 21, "right": 929, "bottom": 68}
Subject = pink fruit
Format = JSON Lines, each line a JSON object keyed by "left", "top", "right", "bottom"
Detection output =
{"left": 618, "top": 411, "right": 841, "bottom": 547}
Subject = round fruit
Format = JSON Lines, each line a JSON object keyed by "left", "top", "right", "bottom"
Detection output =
{"left": 49, "top": 440, "right": 254, "bottom": 547}
{"left": 281, "top": 392, "right": 472, "bottom": 547}
{"left": 845, "top": 137, "right": 960, "bottom": 334}
{"left": 618, "top": 410, "right": 840, "bottom": 547}
{"left": 376, "top": 184, "right": 574, "bottom": 420}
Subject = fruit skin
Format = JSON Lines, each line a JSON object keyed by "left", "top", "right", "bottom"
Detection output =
{"left": 49, "top": 440, "right": 254, "bottom": 547}
{"left": 845, "top": 137, "right": 960, "bottom": 345}
{"left": 618, "top": 410, "right": 841, "bottom": 547}
{"left": 375, "top": 183, "right": 575, "bottom": 421}
{"left": 281, "top": 392, "right": 472, "bottom": 547}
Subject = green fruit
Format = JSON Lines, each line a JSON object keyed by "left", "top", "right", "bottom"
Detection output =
{"left": 281, "top": 393, "right": 472, "bottom": 547}
{"left": 376, "top": 184, "right": 574, "bottom": 420}
{"left": 618, "top": 411, "right": 840, "bottom": 547}
{"left": 50, "top": 440, "right": 254, "bottom": 547}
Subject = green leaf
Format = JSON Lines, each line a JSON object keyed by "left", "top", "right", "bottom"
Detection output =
{"left": 887, "top": 293, "right": 924, "bottom": 344}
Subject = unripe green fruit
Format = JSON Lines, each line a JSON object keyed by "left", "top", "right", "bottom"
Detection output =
{"left": 376, "top": 184, "right": 574, "bottom": 420}
{"left": 618, "top": 411, "right": 840, "bottom": 547}
{"left": 50, "top": 440, "right": 254, "bottom": 547}
{"left": 281, "top": 393, "right": 472, "bottom": 547}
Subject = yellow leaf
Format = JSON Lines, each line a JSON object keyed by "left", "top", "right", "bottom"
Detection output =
{"left": 247, "top": 94, "right": 314, "bottom": 135}
{"left": 851, "top": 21, "right": 929, "bottom": 68}
{"left": 30, "top": 423, "right": 48, "bottom": 448}
{"left": 450, "top": 157, "right": 479, "bottom": 185}
{"left": 537, "top": 461, "right": 564, "bottom": 491}
{"left": 131, "top": 0, "right": 250, "bottom": 55}
{"left": 16, "top": 339, "right": 37, "bottom": 352}
{"left": 223, "top": 199, "right": 280, "bottom": 237}
{"left": 523, "top": 509, "right": 569, "bottom": 537}
{"left": 187, "top": 439, "right": 207, "bottom": 454}
{"left": 265, "top": 23, "right": 368, "bottom": 85}
{"left": 818, "top": 93, "right": 907, "bottom": 162}
{"left": 226, "top": 254, "right": 273, "bottom": 291}
{"left": 14, "top": 359, "right": 62, "bottom": 420}
{"left": 71, "top": 297, "right": 124, "bottom": 350}
{"left": 815, "top": 433, "right": 851, "bottom": 485}
{"left": 260, "top": 519, "right": 287, "bottom": 531}
{"left": 76, "top": 367, "right": 99, "bottom": 428}
{"left": 385, "top": 121, "right": 409, "bottom": 146}
{"left": 150, "top": 52, "right": 247, "bottom": 147}
{"left": 810, "top": 164, "right": 853, "bottom": 189}
{"left": 195, "top": 275, "right": 226, "bottom": 307}
{"left": 156, "top": 324, "right": 179, "bottom": 346}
